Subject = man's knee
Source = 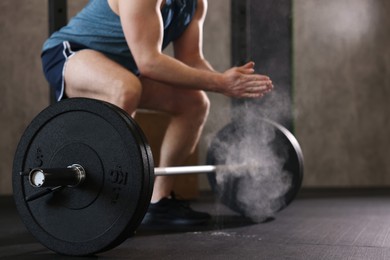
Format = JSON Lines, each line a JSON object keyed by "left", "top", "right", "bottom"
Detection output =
{"left": 177, "top": 91, "right": 210, "bottom": 120}
{"left": 194, "top": 91, "right": 210, "bottom": 117}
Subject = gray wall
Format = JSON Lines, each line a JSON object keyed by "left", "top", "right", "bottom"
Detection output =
{"left": 294, "top": 0, "right": 390, "bottom": 187}
{"left": 0, "top": 0, "right": 89, "bottom": 195}
{"left": 1, "top": 1, "right": 48, "bottom": 195}
{"left": 1, "top": 0, "right": 389, "bottom": 195}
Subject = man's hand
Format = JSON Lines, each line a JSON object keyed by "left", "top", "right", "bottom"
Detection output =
{"left": 219, "top": 62, "right": 273, "bottom": 98}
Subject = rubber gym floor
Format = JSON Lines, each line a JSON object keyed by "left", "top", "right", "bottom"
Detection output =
{"left": 1, "top": 189, "right": 390, "bottom": 259}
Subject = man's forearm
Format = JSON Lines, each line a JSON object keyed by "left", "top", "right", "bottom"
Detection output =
{"left": 138, "top": 52, "right": 273, "bottom": 99}
{"left": 139, "top": 53, "right": 222, "bottom": 92}
{"left": 183, "top": 56, "right": 215, "bottom": 72}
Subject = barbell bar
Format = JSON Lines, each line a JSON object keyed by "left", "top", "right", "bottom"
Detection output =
{"left": 23, "top": 164, "right": 254, "bottom": 201}
{"left": 155, "top": 165, "right": 217, "bottom": 175}
{"left": 26, "top": 164, "right": 220, "bottom": 189}
{"left": 21, "top": 165, "right": 219, "bottom": 203}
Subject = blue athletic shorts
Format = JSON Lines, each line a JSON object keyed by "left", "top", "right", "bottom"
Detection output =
{"left": 41, "top": 41, "right": 88, "bottom": 101}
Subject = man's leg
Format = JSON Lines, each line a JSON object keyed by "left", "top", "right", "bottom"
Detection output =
{"left": 139, "top": 76, "right": 210, "bottom": 203}
{"left": 64, "top": 50, "right": 211, "bottom": 224}
{"left": 64, "top": 49, "right": 142, "bottom": 113}
{"left": 64, "top": 49, "right": 209, "bottom": 202}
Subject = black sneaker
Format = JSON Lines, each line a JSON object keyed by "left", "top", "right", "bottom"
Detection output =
{"left": 141, "top": 193, "right": 211, "bottom": 226}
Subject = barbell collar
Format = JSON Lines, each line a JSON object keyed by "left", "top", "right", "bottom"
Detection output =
{"left": 28, "top": 164, "right": 86, "bottom": 188}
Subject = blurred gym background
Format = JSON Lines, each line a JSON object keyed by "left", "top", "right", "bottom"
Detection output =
{"left": 1, "top": 0, "right": 389, "bottom": 196}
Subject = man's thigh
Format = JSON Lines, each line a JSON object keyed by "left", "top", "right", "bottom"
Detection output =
{"left": 64, "top": 49, "right": 141, "bottom": 103}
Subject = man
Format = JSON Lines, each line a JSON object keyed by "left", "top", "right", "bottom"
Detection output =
{"left": 41, "top": 0, "right": 273, "bottom": 226}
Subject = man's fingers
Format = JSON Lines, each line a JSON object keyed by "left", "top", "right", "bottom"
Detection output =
{"left": 246, "top": 85, "right": 270, "bottom": 94}
{"left": 242, "top": 78, "right": 274, "bottom": 96}
{"left": 244, "top": 74, "right": 271, "bottom": 82}
{"left": 241, "top": 75, "right": 273, "bottom": 89}
{"left": 243, "top": 92, "right": 265, "bottom": 98}
{"left": 242, "top": 61, "right": 255, "bottom": 69}
{"left": 236, "top": 62, "right": 255, "bottom": 74}
{"left": 223, "top": 65, "right": 274, "bottom": 98}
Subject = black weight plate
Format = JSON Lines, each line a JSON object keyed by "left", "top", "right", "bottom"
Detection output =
{"left": 103, "top": 102, "right": 155, "bottom": 237}
{"left": 12, "top": 98, "right": 154, "bottom": 256}
{"left": 207, "top": 119, "right": 303, "bottom": 221}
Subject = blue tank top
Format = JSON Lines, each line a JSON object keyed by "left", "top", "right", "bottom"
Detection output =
{"left": 42, "top": 0, "right": 197, "bottom": 73}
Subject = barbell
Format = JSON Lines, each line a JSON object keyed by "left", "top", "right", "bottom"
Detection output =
{"left": 12, "top": 98, "right": 303, "bottom": 256}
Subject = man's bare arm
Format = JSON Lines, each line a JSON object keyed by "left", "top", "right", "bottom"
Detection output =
{"left": 117, "top": 0, "right": 272, "bottom": 98}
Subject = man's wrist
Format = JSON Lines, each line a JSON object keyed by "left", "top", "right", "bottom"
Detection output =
{"left": 208, "top": 72, "right": 224, "bottom": 93}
